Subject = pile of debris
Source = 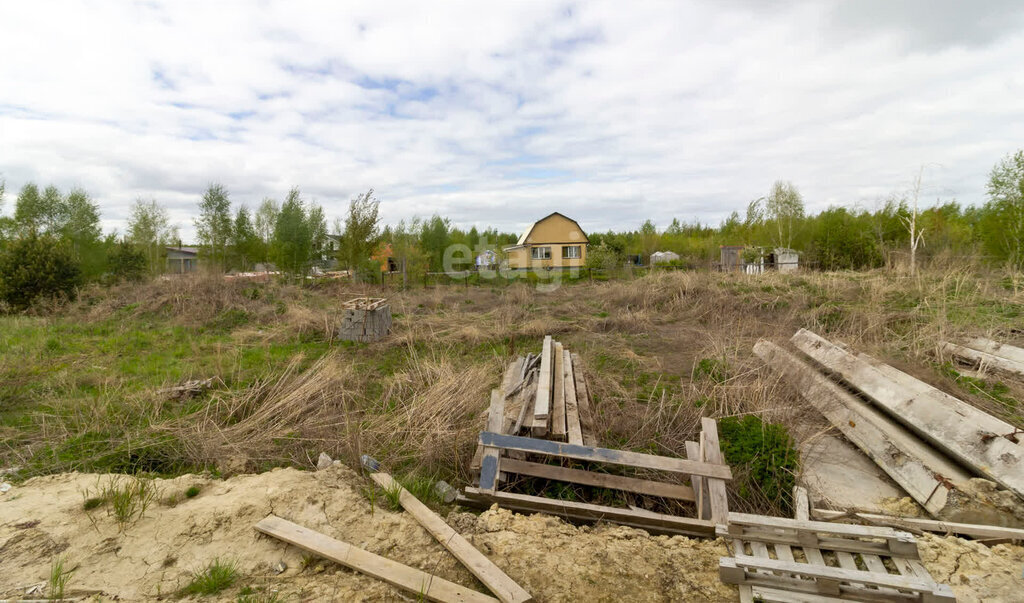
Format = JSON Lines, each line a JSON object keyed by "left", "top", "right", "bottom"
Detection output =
{"left": 942, "top": 337, "right": 1024, "bottom": 379}
{"left": 337, "top": 297, "right": 391, "bottom": 342}
{"left": 462, "top": 335, "right": 734, "bottom": 536}
{"left": 757, "top": 328, "right": 1024, "bottom": 530}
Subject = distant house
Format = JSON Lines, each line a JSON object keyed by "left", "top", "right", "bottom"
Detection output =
{"left": 503, "top": 212, "right": 588, "bottom": 270}
{"left": 166, "top": 246, "right": 198, "bottom": 273}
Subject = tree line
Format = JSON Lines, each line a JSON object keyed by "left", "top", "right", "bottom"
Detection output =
{"left": 0, "top": 149, "right": 1021, "bottom": 309}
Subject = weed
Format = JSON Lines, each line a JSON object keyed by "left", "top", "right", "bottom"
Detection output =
{"left": 237, "top": 586, "right": 283, "bottom": 602}
{"left": 719, "top": 415, "right": 799, "bottom": 515}
{"left": 185, "top": 485, "right": 201, "bottom": 498}
{"left": 181, "top": 558, "right": 238, "bottom": 596}
{"left": 300, "top": 553, "right": 320, "bottom": 570}
{"left": 693, "top": 358, "right": 728, "bottom": 384}
{"left": 82, "top": 476, "right": 157, "bottom": 529}
{"left": 48, "top": 555, "right": 73, "bottom": 601}
{"left": 383, "top": 480, "right": 404, "bottom": 511}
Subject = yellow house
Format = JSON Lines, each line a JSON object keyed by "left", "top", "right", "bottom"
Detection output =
{"left": 504, "top": 212, "right": 589, "bottom": 269}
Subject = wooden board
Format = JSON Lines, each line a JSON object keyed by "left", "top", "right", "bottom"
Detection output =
{"left": 461, "top": 487, "right": 715, "bottom": 537}
{"left": 563, "top": 349, "right": 584, "bottom": 445}
{"left": 479, "top": 390, "right": 505, "bottom": 492}
{"left": 967, "top": 337, "right": 1024, "bottom": 365}
{"left": 685, "top": 441, "right": 708, "bottom": 520}
{"left": 500, "top": 458, "right": 695, "bottom": 501}
{"left": 550, "top": 342, "right": 567, "bottom": 441}
{"left": 532, "top": 336, "right": 553, "bottom": 436}
{"left": 943, "top": 341, "right": 1024, "bottom": 378}
{"left": 700, "top": 418, "right": 729, "bottom": 525}
{"left": 810, "top": 507, "right": 1024, "bottom": 541}
{"left": 791, "top": 328, "right": 1024, "bottom": 499}
{"left": 255, "top": 515, "right": 498, "bottom": 603}
{"left": 370, "top": 473, "right": 532, "bottom": 603}
{"left": 755, "top": 340, "right": 969, "bottom": 517}
{"left": 477, "top": 432, "right": 732, "bottom": 480}
{"left": 513, "top": 380, "right": 536, "bottom": 435}
{"left": 571, "top": 353, "right": 598, "bottom": 446}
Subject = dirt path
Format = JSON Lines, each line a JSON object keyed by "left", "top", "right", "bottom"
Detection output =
{"left": 1, "top": 465, "right": 1021, "bottom": 601}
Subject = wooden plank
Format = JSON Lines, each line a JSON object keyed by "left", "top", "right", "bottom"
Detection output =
{"left": 563, "top": 349, "right": 584, "bottom": 445}
{"left": 479, "top": 390, "right": 505, "bottom": 492}
{"left": 477, "top": 432, "right": 733, "bottom": 480}
{"left": 550, "top": 342, "right": 567, "bottom": 441}
{"left": 791, "top": 328, "right": 1024, "bottom": 499}
{"left": 700, "top": 418, "right": 729, "bottom": 525}
{"left": 461, "top": 487, "right": 715, "bottom": 537}
{"left": 749, "top": 586, "right": 848, "bottom": 602}
{"left": 943, "top": 341, "right": 1024, "bottom": 378}
{"left": 370, "top": 473, "right": 532, "bottom": 603}
{"left": 512, "top": 379, "right": 536, "bottom": 435}
{"left": 255, "top": 515, "right": 498, "bottom": 603}
{"left": 500, "top": 458, "right": 695, "bottom": 501}
{"left": 531, "top": 336, "right": 553, "bottom": 437}
{"left": 967, "top": 337, "right": 1024, "bottom": 365}
{"left": 755, "top": 340, "right": 969, "bottom": 517}
{"left": 810, "top": 507, "right": 1024, "bottom": 541}
{"left": 571, "top": 353, "right": 598, "bottom": 446}
{"left": 685, "top": 441, "right": 708, "bottom": 520}
{"left": 793, "top": 486, "right": 810, "bottom": 521}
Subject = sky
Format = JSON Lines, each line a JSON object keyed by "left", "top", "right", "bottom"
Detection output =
{"left": 2, "top": 1, "right": 1023, "bottom": 241}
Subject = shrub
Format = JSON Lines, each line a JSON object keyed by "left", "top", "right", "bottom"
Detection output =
{"left": 718, "top": 415, "right": 799, "bottom": 515}
{"left": 0, "top": 234, "right": 82, "bottom": 311}
{"left": 106, "top": 241, "right": 147, "bottom": 283}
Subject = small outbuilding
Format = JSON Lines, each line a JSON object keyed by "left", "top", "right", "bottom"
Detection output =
{"left": 650, "top": 251, "right": 680, "bottom": 265}
{"left": 771, "top": 247, "right": 799, "bottom": 272}
{"left": 166, "top": 246, "right": 199, "bottom": 273}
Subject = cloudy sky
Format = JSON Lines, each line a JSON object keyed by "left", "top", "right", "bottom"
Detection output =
{"left": 2, "top": 1, "right": 1023, "bottom": 240}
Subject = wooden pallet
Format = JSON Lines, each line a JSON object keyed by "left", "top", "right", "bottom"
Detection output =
{"left": 464, "top": 337, "right": 732, "bottom": 537}
{"left": 341, "top": 296, "right": 388, "bottom": 310}
{"left": 720, "top": 512, "right": 955, "bottom": 602}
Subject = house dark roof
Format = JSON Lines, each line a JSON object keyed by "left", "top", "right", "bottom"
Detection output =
{"left": 166, "top": 246, "right": 199, "bottom": 255}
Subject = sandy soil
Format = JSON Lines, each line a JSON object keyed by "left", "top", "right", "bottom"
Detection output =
{"left": 1, "top": 464, "right": 1022, "bottom": 602}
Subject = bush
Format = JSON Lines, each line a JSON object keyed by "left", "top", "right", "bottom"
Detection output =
{"left": 718, "top": 415, "right": 799, "bottom": 514}
{"left": 106, "top": 241, "right": 147, "bottom": 283}
{"left": 0, "top": 234, "right": 82, "bottom": 311}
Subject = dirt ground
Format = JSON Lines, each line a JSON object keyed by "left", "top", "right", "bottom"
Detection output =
{"left": 2, "top": 464, "right": 1023, "bottom": 602}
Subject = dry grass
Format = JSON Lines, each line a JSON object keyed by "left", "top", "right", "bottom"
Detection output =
{"left": 5, "top": 266, "right": 1022, "bottom": 516}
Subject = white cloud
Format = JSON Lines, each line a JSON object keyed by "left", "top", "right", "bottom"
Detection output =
{"left": 1, "top": 0, "right": 1023, "bottom": 240}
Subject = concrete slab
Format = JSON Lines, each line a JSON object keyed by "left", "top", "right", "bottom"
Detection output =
{"left": 799, "top": 434, "right": 911, "bottom": 514}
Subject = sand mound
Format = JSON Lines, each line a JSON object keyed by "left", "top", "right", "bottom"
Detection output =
{"left": 2, "top": 464, "right": 1022, "bottom": 601}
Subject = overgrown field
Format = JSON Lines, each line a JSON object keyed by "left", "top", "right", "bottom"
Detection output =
{"left": 1, "top": 268, "right": 1022, "bottom": 516}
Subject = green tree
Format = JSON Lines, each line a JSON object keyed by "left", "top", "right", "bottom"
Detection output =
{"left": 419, "top": 214, "right": 450, "bottom": 271}
{"left": 337, "top": 189, "right": 381, "bottom": 272}
{"left": 194, "top": 183, "right": 232, "bottom": 270}
{"left": 127, "top": 198, "right": 177, "bottom": 275}
{"left": 638, "top": 219, "right": 660, "bottom": 263}
{"left": 984, "top": 150, "right": 1024, "bottom": 268}
{"left": 231, "top": 205, "right": 260, "bottom": 270}
{"left": 271, "top": 188, "right": 313, "bottom": 275}
{"left": 0, "top": 234, "right": 82, "bottom": 310}
{"left": 392, "top": 217, "right": 427, "bottom": 287}
{"left": 765, "top": 180, "right": 805, "bottom": 249}
{"left": 107, "top": 240, "right": 147, "bottom": 283}
{"left": 253, "top": 198, "right": 279, "bottom": 263}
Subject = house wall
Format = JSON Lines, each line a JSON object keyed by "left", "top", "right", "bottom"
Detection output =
{"left": 508, "top": 214, "right": 588, "bottom": 269}
{"left": 166, "top": 250, "right": 198, "bottom": 274}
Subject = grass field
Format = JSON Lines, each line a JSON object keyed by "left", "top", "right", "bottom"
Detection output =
{"left": 2, "top": 267, "right": 1022, "bottom": 515}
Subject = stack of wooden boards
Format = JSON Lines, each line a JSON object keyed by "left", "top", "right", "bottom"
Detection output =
{"left": 462, "top": 335, "right": 734, "bottom": 537}
{"left": 756, "top": 328, "right": 1024, "bottom": 524}
{"left": 941, "top": 337, "right": 1024, "bottom": 380}
{"left": 337, "top": 296, "right": 392, "bottom": 342}
{"left": 720, "top": 488, "right": 955, "bottom": 602}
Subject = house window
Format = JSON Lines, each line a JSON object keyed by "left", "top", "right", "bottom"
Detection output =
{"left": 562, "top": 245, "right": 581, "bottom": 259}
{"left": 531, "top": 246, "right": 551, "bottom": 260}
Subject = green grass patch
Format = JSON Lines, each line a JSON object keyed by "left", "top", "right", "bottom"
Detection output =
{"left": 182, "top": 559, "right": 239, "bottom": 596}
{"left": 719, "top": 415, "right": 799, "bottom": 515}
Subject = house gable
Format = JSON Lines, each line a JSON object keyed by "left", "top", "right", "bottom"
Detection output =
{"left": 516, "top": 212, "right": 589, "bottom": 246}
